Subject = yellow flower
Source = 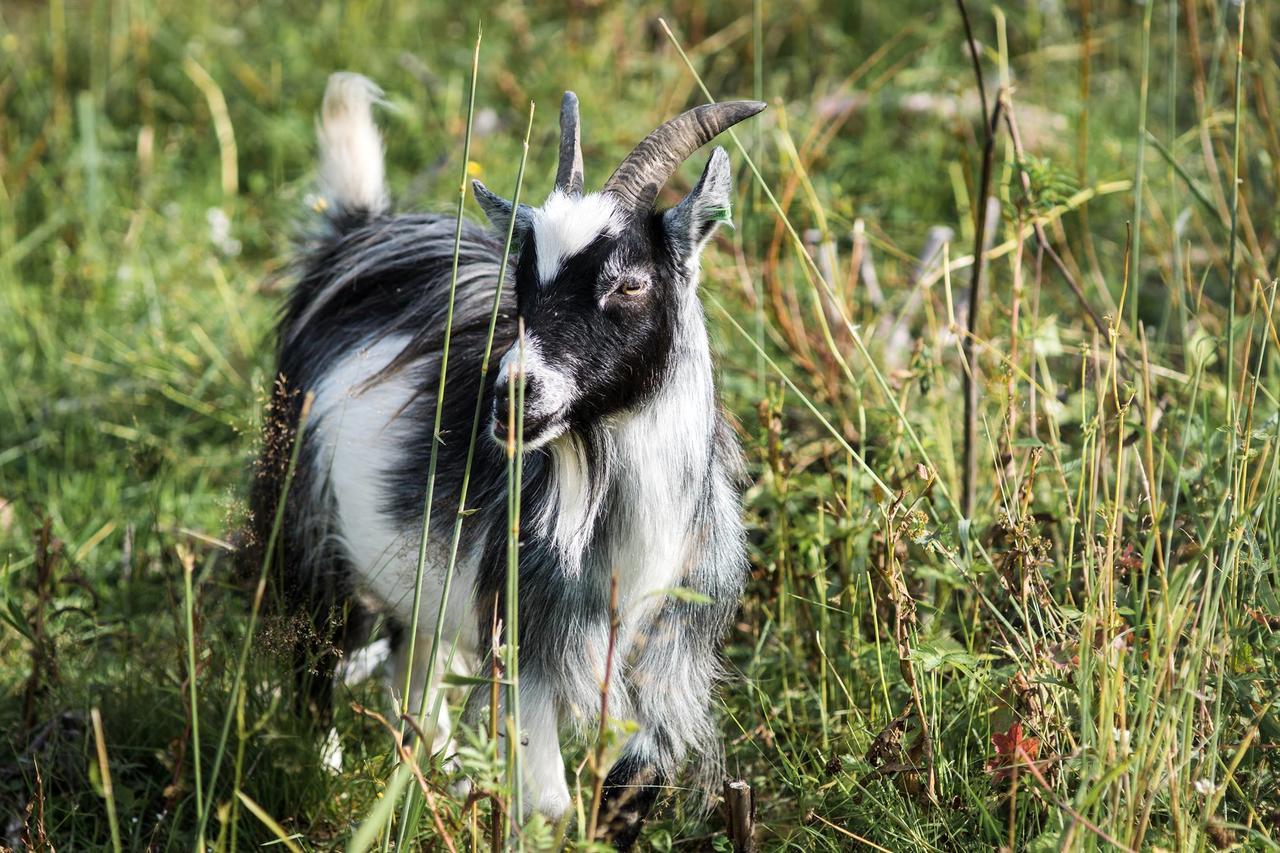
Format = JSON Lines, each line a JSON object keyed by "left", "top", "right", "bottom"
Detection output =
{"left": 466, "top": 160, "right": 483, "bottom": 178}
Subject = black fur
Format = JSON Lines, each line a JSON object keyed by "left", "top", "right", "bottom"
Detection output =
{"left": 249, "top": 137, "right": 748, "bottom": 847}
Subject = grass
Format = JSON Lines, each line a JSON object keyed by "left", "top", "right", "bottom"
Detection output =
{"left": 3, "top": 0, "right": 1280, "bottom": 849}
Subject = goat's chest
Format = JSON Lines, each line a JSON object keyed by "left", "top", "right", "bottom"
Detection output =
{"left": 597, "top": 478, "right": 692, "bottom": 630}
{"left": 598, "top": 412, "right": 709, "bottom": 637}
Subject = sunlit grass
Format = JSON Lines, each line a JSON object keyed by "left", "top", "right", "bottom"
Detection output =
{"left": 2, "top": 1, "right": 1279, "bottom": 850}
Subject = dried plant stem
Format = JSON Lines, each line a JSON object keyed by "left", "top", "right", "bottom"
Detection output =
{"left": 182, "top": 56, "right": 237, "bottom": 200}
{"left": 178, "top": 545, "right": 204, "bottom": 843}
{"left": 961, "top": 92, "right": 1002, "bottom": 521}
{"left": 954, "top": 0, "right": 988, "bottom": 127}
{"left": 954, "top": 0, "right": 1001, "bottom": 522}
{"left": 503, "top": 322, "right": 528, "bottom": 836}
{"left": 489, "top": 596, "right": 504, "bottom": 852}
{"left": 90, "top": 708, "right": 122, "bottom": 853}
{"left": 586, "top": 575, "right": 621, "bottom": 840}
{"left": 350, "top": 703, "right": 458, "bottom": 853}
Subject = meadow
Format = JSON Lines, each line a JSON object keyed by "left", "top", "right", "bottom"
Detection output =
{"left": 2, "top": 0, "right": 1279, "bottom": 849}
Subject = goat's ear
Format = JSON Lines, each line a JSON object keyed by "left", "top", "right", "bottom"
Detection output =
{"left": 663, "top": 146, "right": 734, "bottom": 263}
{"left": 472, "top": 180, "right": 534, "bottom": 241}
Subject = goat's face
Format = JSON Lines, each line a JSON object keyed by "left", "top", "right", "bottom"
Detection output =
{"left": 474, "top": 96, "right": 765, "bottom": 452}
{"left": 489, "top": 193, "right": 678, "bottom": 450}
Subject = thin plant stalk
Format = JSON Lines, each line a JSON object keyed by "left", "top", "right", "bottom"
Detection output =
{"left": 387, "top": 27, "right": 483, "bottom": 850}
{"left": 751, "top": 0, "right": 765, "bottom": 394}
{"left": 397, "top": 97, "right": 536, "bottom": 849}
{"left": 504, "top": 325, "right": 528, "bottom": 838}
{"left": 1201, "top": 9, "right": 1250, "bottom": 830}
{"left": 90, "top": 707, "right": 122, "bottom": 853}
{"left": 1129, "top": 0, "right": 1154, "bottom": 331}
{"left": 179, "top": 546, "right": 204, "bottom": 845}
{"left": 421, "top": 98, "right": 534, "bottom": 730}
{"left": 399, "top": 22, "right": 484, "bottom": 719}
{"left": 489, "top": 596, "right": 504, "bottom": 851}
{"left": 961, "top": 95, "right": 1002, "bottom": 524}
{"left": 236, "top": 792, "right": 304, "bottom": 853}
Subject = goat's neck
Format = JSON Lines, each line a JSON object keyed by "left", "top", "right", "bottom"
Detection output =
{"left": 537, "top": 300, "right": 717, "bottom": 587}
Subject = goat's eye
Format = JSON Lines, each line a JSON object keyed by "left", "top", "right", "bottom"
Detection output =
{"left": 616, "top": 278, "right": 647, "bottom": 297}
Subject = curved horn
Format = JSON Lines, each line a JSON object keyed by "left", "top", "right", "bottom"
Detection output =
{"left": 555, "top": 91, "right": 584, "bottom": 196}
{"left": 602, "top": 100, "right": 765, "bottom": 214}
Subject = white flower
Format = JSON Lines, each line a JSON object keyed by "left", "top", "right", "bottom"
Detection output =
{"left": 206, "top": 207, "right": 242, "bottom": 256}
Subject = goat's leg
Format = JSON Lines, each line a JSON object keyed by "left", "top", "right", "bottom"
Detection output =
{"left": 596, "top": 595, "right": 730, "bottom": 849}
{"left": 464, "top": 670, "right": 571, "bottom": 821}
{"left": 390, "top": 635, "right": 455, "bottom": 753}
{"left": 509, "top": 679, "right": 571, "bottom": 821}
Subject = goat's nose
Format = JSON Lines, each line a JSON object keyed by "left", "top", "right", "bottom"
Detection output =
{"left": 492, "top": 375, "right": 549, "bottom": 441}
{"left": 493, "top": 379, "right": 512, "bottom": 426}
{"left": 493, "top": 375, "right": 525, "bottom": 424}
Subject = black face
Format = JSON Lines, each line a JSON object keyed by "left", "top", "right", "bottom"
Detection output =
{"left": 491, "top": 214, "right": 685, "bottom": 450}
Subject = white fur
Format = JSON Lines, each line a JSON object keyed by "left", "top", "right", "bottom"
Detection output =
{"left": 540, "top": 292, "right": 718, "bottom": 735}
{"left": 535, "top": 438, "right": 600, "bottom": 578}
{"left": 607, "top": 310, "right": 715, "bottom": 637}
{"left": 516, "top": 683, "right": 571, "bottom": 819}
{"left": 309, "top": 335, "right": 481, "bottom": 678}
{"left": 531, "top": 190, "right": 621, "bottom": 284}
{"left": 318, "top": 72, "right": 388, "bottom": 214}
{"left": 338, "top": 636, "right": 392, "bottom": 685}
{"left": 322, "top": 728, "right": 344, "bottom": 773}
{"left": 309, "top": 336, "right": 418, "bottom": 585}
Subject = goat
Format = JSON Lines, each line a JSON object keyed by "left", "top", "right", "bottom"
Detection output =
{"left": 248, "top": 72, "right": 763, "bottom": 846}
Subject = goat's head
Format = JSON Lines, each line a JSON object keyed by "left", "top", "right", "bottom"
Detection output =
{"left": 477, "top": 93, "right": 765, "bottom": 450}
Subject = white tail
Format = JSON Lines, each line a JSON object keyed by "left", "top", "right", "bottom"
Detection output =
{"left": 317, "top": 72, "right": 387, "bottom": 216}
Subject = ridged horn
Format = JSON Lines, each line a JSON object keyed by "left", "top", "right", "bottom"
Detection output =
{"left": 602, "top": 100, "right": 766, "bottom": 213}
{"left": 555, "top": 91, "right": 584, "bottom": 196}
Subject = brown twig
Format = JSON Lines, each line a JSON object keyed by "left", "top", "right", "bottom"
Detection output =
{"left": 864, "top": 507, "right": 936, "bottom": 802}
{"left": 587, "top": 574, "right": 621, "bottom": 840}
{"left": 488, "top": 593, "right": 503, "bottom": 852}
{"left": 961, "top": 94, "right": 1002, "bottom": 521}
{"left": 350, "top": 703, "right": 458, "bottom": 853}
{"left": 954, "top": 0, "right": 989, "bottom": 126}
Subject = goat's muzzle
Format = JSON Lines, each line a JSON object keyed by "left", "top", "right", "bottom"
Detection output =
{"left": 491, "top": 383, "right": 564, "bottom": 452}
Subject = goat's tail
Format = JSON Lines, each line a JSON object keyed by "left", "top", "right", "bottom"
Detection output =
{"left": 316, "top": 72, "right": 388, "bottom": 223}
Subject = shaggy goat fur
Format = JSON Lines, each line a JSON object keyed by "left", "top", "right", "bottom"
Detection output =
{"left": 248, "top": 73, "right": 760, "bottom": 846}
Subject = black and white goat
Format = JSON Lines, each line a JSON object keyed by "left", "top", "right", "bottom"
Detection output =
{"left": 249, "top": 72, "right": 763, "bottom": 845}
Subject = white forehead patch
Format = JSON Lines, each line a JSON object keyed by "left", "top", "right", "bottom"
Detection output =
{"left": 531, "top": 190, "right": 621, "bottom": 284}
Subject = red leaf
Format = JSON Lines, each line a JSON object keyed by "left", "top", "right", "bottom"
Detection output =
{"left": 987, "top": 722, "right": 1040, "bottom": 782}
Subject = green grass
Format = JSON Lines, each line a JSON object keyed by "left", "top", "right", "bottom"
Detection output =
{"left": 3, "top": 0, "right": 1280, "bottom": 849}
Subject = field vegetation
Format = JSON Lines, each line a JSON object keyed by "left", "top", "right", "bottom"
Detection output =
{"left": 2, "top": 0, "right": 1279, "bottom": 849}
